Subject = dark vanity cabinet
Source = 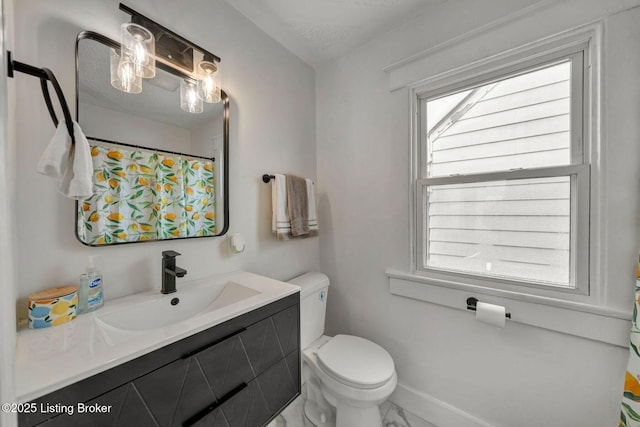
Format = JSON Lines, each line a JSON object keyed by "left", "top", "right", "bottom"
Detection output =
{"left": 19, "top": 293, "right": 300, "bottom": 427}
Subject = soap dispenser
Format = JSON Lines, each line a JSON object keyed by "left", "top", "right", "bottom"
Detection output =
{"left": 78, "top": 256, "right": 104, "bottom": 314}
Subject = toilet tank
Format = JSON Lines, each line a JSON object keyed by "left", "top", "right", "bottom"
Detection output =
{"left": 288, "top": 272, "right": 330, "bottom": 349}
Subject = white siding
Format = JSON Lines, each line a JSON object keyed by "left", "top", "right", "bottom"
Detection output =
{"left": 427, "top": 61, "right": 571, "bottom": 176}
{"left": 425, "top": 177, "right": 571, "bottom": 285}
{"left": 424, "top": 61, "right": 573, "bottom": 286}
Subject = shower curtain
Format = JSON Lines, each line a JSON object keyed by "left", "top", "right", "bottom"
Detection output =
{"left": 77, "top": 145, "right": 216, "bottom": 244}
{"left": 621, "top": 261, "right": 640, "bottom": 427}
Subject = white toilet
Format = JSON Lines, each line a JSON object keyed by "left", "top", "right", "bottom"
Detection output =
{"left": 289, "top": 273, "right": 397, "bottom": 427}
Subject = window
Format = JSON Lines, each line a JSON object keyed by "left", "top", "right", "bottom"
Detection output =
{"left": 416, "top": 47, "right": 589, "bottom": 293}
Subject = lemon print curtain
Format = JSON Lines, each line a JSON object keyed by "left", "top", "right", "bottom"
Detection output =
{"left": 621, "top": 267, "right": 640, "bottom": 427}
{"left": 77, "top": 145, "right": 216, "bottom": 245}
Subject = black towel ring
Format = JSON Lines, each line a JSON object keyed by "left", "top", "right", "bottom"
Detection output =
{"left": 39, "top": 68, "right": 75, "bottom": 146}
{"left": 7, "top": 51, "right": 75, "bottom": 146}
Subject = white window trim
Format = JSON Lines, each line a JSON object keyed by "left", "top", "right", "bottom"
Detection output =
{"left": 386, "top": 269, "right": 631, "bottom": 347}
{"left": 412, "top": 36, "right": 593, "bottom": 301}
{"left": 414, "top": 48, "right": 590, "bottom": 297}
{"left": 389, "top": 22, "right": 629, "bottom": 344}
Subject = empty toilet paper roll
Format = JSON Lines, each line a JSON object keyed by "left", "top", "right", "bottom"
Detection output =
{"left": 476, "top": 301, "right": 506, "bottom": 328}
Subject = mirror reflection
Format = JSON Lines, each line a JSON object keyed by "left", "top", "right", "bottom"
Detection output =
{"left": 75, "top": 32, "right": 228, "bottom": 246}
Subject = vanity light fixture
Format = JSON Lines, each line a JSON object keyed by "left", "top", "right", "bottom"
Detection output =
{"left": 110, "top": 23, "right": 155, "bottom": 93}
{"left": 180, "top": 79, "right": 203, "bottom": 114}
{"left": 111, "top": 3, "right": 223, "bottom": 113}
{"left": 110, "top": 48, "right": 142, "bottom": 93}
{"left": 197, "top": 59, "right": 221, "bottom": 104}
{"left": 120, "top": 22, "right": 155, "bottom": 79}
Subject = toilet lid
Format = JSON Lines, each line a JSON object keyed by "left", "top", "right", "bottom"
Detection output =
{"left": 316, "top": 335, "right": 395, "bottom": 389}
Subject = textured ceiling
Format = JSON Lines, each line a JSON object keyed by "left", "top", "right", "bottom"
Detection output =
{"left": 224, "top": 0, "right": 447, "bottom": 65}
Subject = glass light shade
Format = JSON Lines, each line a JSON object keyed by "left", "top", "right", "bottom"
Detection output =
{"left": 180, "top": 79, "right": 203, "bottom": 113}
{"left": 197, "top": 60, "right": 221, "bottom": 103}
{"left": 121, "top": 23, "right": 155, "bottom": 78}
{"left": 110, "top": 48, "right": 142, "bottom": 93}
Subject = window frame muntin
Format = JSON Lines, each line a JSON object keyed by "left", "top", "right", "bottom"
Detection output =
{"left": 414, "top": 45, "right": 590, "bottom": 295}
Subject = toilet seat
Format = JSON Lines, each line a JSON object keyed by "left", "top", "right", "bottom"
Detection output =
{"left": 316, "top": 335, "right": 395, "bottom": 390}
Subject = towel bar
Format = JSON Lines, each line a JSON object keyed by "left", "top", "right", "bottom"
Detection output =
{"left": 262, "top": 174, "right": 315, "bottom": 184}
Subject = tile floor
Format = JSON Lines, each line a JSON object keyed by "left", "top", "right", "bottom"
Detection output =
{"left": 379, "top": 401, "right": 436, "bottom": 427}
{"left": 267, "top": 394, "right": 435, "bottom": 427}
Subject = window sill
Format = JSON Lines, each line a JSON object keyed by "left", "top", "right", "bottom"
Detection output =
{"left": 386, "top": 269, "right": 632, "bottom": 347}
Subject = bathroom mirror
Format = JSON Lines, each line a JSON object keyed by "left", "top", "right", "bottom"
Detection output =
{"left": 75, "top": 31, "right": 229, "bottom": 246}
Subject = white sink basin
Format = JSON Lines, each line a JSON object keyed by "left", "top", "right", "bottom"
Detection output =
{"left": 97, "top": 280, "right": 260, "bottom": 331}
{"left": 16, "top": 270, "right": 301, "bottom": 403}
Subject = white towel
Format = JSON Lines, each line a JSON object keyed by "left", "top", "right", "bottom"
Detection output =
{"left": 272, "top": 174, "right": 291, "bottom": 240}
{"left": 36, "top": 120, "right": 72, "bottom": 179}
{"left": 58, "top": 121, "right": 94, "bottom": 200}
{"left": 271, "top": 174, "right": 318, "bottom": 240}
{"left": 37, "top": 120, "right": 93, "bottom": 199}
{"left": 306, "top": 178, "right": 318, "bottom": 234}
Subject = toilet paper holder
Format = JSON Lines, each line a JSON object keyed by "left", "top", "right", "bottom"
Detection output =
{"left": 466, "top": 297, "right": 511, "bottom": 319}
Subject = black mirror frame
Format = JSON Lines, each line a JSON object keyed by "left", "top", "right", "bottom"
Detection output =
{"left": 74, "top": 31, "right": 229, "bottom": 247}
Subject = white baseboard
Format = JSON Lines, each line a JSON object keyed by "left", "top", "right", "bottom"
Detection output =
{"left": 389, "top": 383, "right": 496, "bottom": 427}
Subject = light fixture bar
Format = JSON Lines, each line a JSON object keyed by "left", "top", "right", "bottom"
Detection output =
{"left": 84, "top": 31, "right": 190, "bottom": 82}
{"left": 119, "top": 3, "right": 221, "bottom": 72}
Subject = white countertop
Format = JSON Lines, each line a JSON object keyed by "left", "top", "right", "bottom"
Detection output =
{"left": 15, "top": 271, "right": 300, "bottom": 403}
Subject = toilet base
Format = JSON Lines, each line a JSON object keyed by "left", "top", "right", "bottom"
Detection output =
{"left": 303, "top": 374, "right": 336, "bottom": 426}
{"left": 304, "top": 398, "right": 336, "bottom": 426}
{"left": 303, "top": 395, "right": 383, "bottom": 427}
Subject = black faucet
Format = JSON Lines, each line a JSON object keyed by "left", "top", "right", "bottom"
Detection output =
{"left": 162, "top": 250, "right": 187, "bottom": 294}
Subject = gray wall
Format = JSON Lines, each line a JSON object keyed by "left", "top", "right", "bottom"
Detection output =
{"left": 12, "top": 0, "right": 318, "bottom": 315}
{"left": 316, "top": 0, "right": 640, "bottom": 425}
{"left": 0, "top": 0, "right": 17, "bottom": 424}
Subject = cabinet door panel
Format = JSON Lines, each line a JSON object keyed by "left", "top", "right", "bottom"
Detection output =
{"left": 134, "top": 358, "right": 189, "bottom": 427}
{"left": 285, "top": 350, "right": 300, "bottom": 390}
{"left": 256, "top": 355, "right": 298, "bottom": 415}
{"left": 240, "top": 318, "right": 284, "bottom": 376}
{"left": 115, "top": 384, "right": 158, "bottom": 427}
{"left": 195, "top": 335, "right": 253, "bottom": 399}
{"left": 220, "top": 381, "right": 270, "bottom": 427}
{"left": 171, "top": 358, "right": 217, "bottom": 427}
{"left": 272, "top": 305, "right": 299, "bottom": 356}
{"left": 37, "top": 383, "right": 156, "bottom": 427}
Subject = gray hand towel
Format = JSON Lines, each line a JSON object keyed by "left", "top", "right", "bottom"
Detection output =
{"left": 286, "top": 174, "right": 309, "bottom": 237}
